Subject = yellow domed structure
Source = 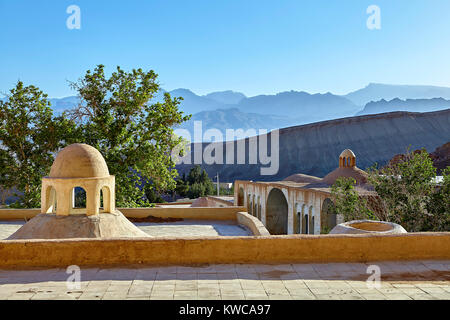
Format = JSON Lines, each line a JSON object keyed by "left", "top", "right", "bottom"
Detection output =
{"left": 49, "top": 144, "right": 110, "bottom": 178}
{"left": 339, "top": 149, "right": 356, "bottom": 168}
{"left": 323, "top": 149, "right": 367, "bottom": 185}
{"left": 41, "top": 144, "right": 115, "bottom": 216}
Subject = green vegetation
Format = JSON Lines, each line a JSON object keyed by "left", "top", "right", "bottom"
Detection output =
{"left": 174, "top": 166, "right": 215, "bottom": 199}
{"left": 0, "top": 81, "right": 77, "bottom": 208}
{"left": 330, "top": 177, "right": 375, "bottom": 222}
{"left": 367, "top": 148, "right": 449, "bottom": 232}
{"left": 0, "top": 65, "right": 191, "bottom": 208}
{"left": 331, "top": 148, "right": 449, "bottom": 232}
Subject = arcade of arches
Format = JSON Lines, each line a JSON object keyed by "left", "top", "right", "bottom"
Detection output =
{"left": 233, "top": 149, "right": 372, "bottom": 235}
{"left": 235, "top": 182, "right": 341, "bottom": 235}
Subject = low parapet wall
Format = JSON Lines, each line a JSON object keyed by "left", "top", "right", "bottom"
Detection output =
{"left": 0, "top": 207, "right": 247, "bottom": 221}
{"left": 0, "top": 207, "right": 267, "bottom": 237}
{"left": 236, "top": 212, "right": 270, "bottom": 236}
{"left": 0, "top": 233, "right": 449, "bottom": 268}
{"left": 120, "top": 207, "right": 246, "bottom": 221}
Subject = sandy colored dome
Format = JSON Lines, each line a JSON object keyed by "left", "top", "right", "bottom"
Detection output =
{"left": 283, "top": 173, "right": 322, "bottom": 184}
{"left": 49, "top": 143, "right": 110, "bottom": 178}
{"left": 322, "top": 167, "right": 368, "bottom": 186}
{"left": 340, "top": 149, "right": 356, "bottom": 158}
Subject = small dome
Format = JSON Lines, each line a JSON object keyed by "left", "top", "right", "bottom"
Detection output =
{"left": 283, "top": 173, "right": 322, "bottom": 184}
{"left": 322, "top": 167, "right": 368, "bottom": 186}
{"left": 340, "top": 149, "right": 356, "bottom": 158}
{"left": 49, "top": 144, "right": 109, "bottom": 178}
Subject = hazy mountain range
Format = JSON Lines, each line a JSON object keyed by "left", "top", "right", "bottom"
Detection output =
{"left": 2, "top": 83, "right": 450, "bottom": 141}
{"left": 176, "top": 109, "right": 450, "bottom": 181}
{"left": 344, "top": 83, "right": 450, "bottom": 106}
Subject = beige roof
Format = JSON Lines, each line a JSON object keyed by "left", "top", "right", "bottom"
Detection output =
{"left": 322, "top": 167, "right": 368, "bottom": 186}
{"left": 283, "top": 173, "right": 323, "bottom": 184}
{"left": 49, "top": 143, "right": 110, "bottom": 178}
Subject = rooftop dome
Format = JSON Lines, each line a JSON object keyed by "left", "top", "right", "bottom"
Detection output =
{"left": 323, "top": 149, "right": 367, "bottom": 185}
{"left": 49, "top": 143, "right": 110, "bottom": 178}
{"left": 322, "top": 167, "right": 368, "bottom": 186}
{"left": 283, "top": 173, "right": 323, "bottom": 184}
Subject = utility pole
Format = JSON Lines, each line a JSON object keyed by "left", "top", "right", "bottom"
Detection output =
{"left": 215, "top": 173, "right": 220, "bottom": 197}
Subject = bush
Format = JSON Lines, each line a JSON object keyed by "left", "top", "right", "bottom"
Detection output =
{"left": 367, "top": 148, "right": 449, "bottom": 232}
{"left": 330, "top": 177, "right": 375, "bottom": 222}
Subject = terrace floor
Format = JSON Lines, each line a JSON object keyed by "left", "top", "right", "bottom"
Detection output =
{"left": 0, "top": 260, "right": 449, "bottom": 300}
{"left": 0, "top": 220, "right": 252, "bottom": 239}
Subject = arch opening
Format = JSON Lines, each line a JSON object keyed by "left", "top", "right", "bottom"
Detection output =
{"left": 237, "top": 187, "right": 244, "bottom": 206}
{"left": 72, "top": 186, "right": 87, "bottom": 214}
{"left": 44, "top": 186, "right": 57, "bottom": 213}
{"left": 321, "top": 198, "right": 336, "bottom": 233}
{"left": 266, "top": 188, "right": 288, "bottom": 235}
{"left": 309, "top": 206, "right": 314, "bottom": 234}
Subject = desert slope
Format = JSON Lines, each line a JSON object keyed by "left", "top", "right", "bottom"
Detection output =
{"left": 176, "top": 109, "right": 450, "bottom": 182}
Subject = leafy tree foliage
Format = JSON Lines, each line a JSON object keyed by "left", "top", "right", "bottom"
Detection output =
{"left": 427, "top": 167, "right": 450, "bottom": 231}
{"left": 330, "top": 177, "right": 375, "bottom": 221}
{"left": 171, "top": 166, "right": 215, "bottom": 199}
{"left": 367, "top": 148, "right": 449, "bottom": 232}
{"left": 0, "top": 81, "right": 76, "bottom": 207}
{"left": 67, "top": 65, "right": 191, "bottom": 207}
{"left": 144, "top": 183, "right": 164, "bottom": 204}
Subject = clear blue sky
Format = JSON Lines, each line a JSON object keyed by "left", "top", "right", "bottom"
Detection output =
{"left": 1, "top": 0, "right": 450, "bottom": 98}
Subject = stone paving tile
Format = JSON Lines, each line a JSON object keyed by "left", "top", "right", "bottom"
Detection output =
{"left": 0, "top": 261, "right": 449, "bottom": 300}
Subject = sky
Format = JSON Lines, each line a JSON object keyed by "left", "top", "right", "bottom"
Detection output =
{"left": 1, "top": 0, "right": 450, "bottom": 98}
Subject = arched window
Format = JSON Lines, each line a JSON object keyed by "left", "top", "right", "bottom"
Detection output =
{"left": 72, "top": 186, "right": 87, "bottom": 214}
{"left": 309, "top": 206, "right": 314, "bottom": 234}
{"left": 257, "top": 196, "right": 261, "bottom": 220}
{"left": 301, "top": 204, "right": 307, "bottom": 234}
{"left": 43, "top": 186, "right": 57, "bottom": 213}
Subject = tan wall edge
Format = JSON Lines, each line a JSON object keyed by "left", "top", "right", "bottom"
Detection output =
{"left": 0, "top": 233, "right": 449, "bottom": 268}
{"left": 236, "top": 212, "right": 271, "bottom": 236}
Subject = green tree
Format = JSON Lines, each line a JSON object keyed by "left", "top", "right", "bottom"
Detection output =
{"left": 330, "top": 177, "right": 375, "bottom": 222}
{"left": 184, "top": 165, "right": 214, "bottom": 199}
{"left": 367, "top": 148, "right": 442, "bottom": 232}
{"left": 426, "top": 166, "right": 450, "bottom": 231}
{"left": 67, "top": 65, "right": 191, "bottom": 207}
{"left": 0, "top": 81, "right": 76, "bottom": 208}
{"left": 144, "top": 183, "right": 164, "bottom": 204}
{"left": 174, "top": 174, "right": 190, "bottom": 198}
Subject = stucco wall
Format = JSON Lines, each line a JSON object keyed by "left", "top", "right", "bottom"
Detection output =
{"left": 236, "top": 212, "right": 271, "bottom": 236}
{"left": 235, "top": 181, "right": 336, "bottom": 235}
{"left": 0, "top": 232, "right": 449, "bottom": 268}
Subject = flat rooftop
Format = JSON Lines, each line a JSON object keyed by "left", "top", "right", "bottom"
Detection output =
{"left": 0, "top": 220, "right": 252, "bottom": 239}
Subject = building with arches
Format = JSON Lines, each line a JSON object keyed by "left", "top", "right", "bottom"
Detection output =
{"left": 41, "top": 143, "right": 115, "bottom": 216}
{"left": 234, "top": 149, "right": 373, "bottom": 235}
{"left": 9, "top": 143, "right": 149, "bottom": 239}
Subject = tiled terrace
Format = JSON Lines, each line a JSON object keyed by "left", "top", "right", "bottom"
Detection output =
{"left": 0, "top": 260, "right": 449, "bottom": 300}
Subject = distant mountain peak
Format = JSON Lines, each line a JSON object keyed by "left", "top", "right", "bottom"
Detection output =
{"left": 345, "top": 83, "right": 450, "bottom": 106}
{"left": 204, "top": 90, "right": 246, "bottom": 105}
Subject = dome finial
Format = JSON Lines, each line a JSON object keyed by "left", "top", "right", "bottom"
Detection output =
{"left": 339, "top": 149, "right": 356, "bottom": 168}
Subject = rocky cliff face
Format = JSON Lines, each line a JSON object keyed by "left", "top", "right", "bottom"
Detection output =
{"left": 176, "top": 109, "right": 450, "bottom": 182}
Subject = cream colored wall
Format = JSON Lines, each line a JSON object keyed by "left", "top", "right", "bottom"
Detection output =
{"left": 235, "top": 181, "right": 333, "bottom": 235}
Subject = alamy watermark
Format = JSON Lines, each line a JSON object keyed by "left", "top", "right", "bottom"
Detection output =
{"left": 66, "top": 265, "right": 81, "bottom": 290}
{"left": 172, "top": 122, "right": 280, "bottom": 176}
{"left": 366, "top": 264, "right": 381, "bottom": 289}
{"left": 367, "top": 5, "right": 381, "bottom": 30}
{"left": 66, "top": 5, "right": 81, "bottom": 30}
